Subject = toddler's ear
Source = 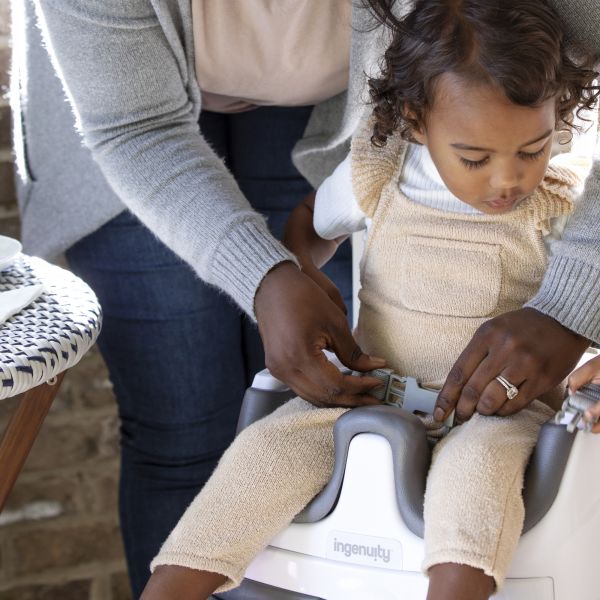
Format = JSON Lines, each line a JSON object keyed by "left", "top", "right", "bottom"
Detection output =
{"left": 402, "top": 102, "right": 426, "bottom": 144}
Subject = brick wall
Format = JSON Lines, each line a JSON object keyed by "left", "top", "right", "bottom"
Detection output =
{"left": 0, "top": 3, "right": 131, "bottom": 599}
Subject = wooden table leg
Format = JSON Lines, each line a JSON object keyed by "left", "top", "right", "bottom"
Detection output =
{"left": 0, "top": 371, "right": 66, "bottom": 512}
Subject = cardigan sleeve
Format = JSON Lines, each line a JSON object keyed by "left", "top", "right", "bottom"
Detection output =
{"left": 526, "top": 134, "right": 600, "bottom": 342}
{"left": 518, "top": 0, "right": 600, "bottom": 341}
{"left": 33, "top": 0, "right": 298, "bottom": 317}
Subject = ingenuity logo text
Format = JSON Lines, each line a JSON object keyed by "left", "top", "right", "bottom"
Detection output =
{"left": 326, "top": 530, "right": 403, "bottom": 569}
{"left": 332, "top": 537, "right": 391, "bottom": 563}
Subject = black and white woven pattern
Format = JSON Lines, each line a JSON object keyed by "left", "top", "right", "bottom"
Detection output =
{"left": 0, "top": 255, "right": 102, "bottom": 399}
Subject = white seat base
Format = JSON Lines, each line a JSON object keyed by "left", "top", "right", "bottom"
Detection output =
{"left": 247, "top": 547, "right": 554, "bottom": 600}
{"left": 245, "top": 431, "right": 600, "bottom": 600}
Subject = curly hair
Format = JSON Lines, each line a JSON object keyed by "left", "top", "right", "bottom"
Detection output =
{"left": 364, "top": 0, "right": 599, "bottom": 147}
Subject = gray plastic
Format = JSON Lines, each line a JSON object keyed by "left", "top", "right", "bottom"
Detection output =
{"left": 366, "top": 368, "right": 439, "bottom": 413}
{"left": 359, "top": 369, "right": 454, "bottom": 427}
{"left": 522, "top": 421, "right": 576, "bottom": 532}
{"left": 236, "top": 387, "right": 296, "bottom": 434}
{"left": 402, "top": 377, "right": 439, "bottom": 414}
{"left": 236, "top": 389, "right": 577, "bottom": 538}
{"left": 216, "top": 578, "right": 324, "bottom": 599}
{"left": 295, "top": 405, "right": 430, "bottom": 538}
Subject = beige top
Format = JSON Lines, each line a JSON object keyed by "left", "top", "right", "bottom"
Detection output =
{"left": 192, "top": 0, "right": 351, "bottom": 113}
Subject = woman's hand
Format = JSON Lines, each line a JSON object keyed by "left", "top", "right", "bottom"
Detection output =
{"left": 255, "top": 262, "right": 385, "bottom": 408}
{"left": 567, "top": 354, "right": 600, "bottom": 433}
{"left": 434, "top": 308, "right": 590, "bottom": 423}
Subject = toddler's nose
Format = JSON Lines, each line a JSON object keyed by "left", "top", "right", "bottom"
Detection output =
{"left": 490, "top": 162, "right": 521, "bottom": 191}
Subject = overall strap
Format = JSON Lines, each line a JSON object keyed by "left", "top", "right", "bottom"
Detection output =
{"left": 527, "top": 163, "right": 580, "bottom": 234}
{"left": 350, "top": 112, "right": 407, "bottom": 217}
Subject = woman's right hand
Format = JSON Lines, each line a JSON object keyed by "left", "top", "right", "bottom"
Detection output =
{"left": 254, "top": 262, "right": 385, "bottom": 408}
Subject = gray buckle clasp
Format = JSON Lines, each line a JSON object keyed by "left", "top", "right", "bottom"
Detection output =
{"left": 555, "top": 383, "right": 600, "bottom": 433}
{"left": 363, "top": 368, "right": 454, "bottom": 427}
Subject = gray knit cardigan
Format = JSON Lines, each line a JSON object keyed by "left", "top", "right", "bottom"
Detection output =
{"left": 14, "top": 0, "right": 600, "bottom": 339}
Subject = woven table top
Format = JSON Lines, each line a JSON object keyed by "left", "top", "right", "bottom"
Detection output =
{"left": 0, "top": 255, "right": 102, "bottom": 399}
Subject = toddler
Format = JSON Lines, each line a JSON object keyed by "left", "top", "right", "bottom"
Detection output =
{"left": 142, "top": 1, "right": 599, "bottom": 599}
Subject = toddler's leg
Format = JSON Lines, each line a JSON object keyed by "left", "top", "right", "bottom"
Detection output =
{"left": 423, "top": 400, "right": 554, "bottom": 598}
{"left": 148, "top": 397, "right": 346, "bottom": 595}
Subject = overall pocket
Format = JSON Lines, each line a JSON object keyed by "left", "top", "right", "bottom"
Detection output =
{"left": 399, "top": 236, "right": 501, "bottom": 317}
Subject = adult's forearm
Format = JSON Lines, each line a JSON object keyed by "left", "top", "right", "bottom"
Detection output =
{"left": 526, "top": 158, "right": 600, "bottom": 341}
{"left": 34, "top": 0, "right": 293, "bottom": 315}
{"left": 530, "top": 0, "right": 600, "bottom": 340}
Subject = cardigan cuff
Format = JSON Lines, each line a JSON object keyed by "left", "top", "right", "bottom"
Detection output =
{"left": 526, "top": 254, "right": 600, "bottom": 343}
{"left": 207, "top": 216, "right": 299, "bottom": 319}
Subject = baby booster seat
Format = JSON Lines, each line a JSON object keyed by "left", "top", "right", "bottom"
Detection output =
{"left": 215, "top": 353, "right": 600, "bottom": 600}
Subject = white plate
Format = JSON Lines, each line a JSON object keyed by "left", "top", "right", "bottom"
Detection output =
{"left": 0, "top": 236, "right": 22, "bottom": 271}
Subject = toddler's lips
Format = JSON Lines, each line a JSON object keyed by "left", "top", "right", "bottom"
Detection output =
{"left": 486, "top": 196, "right": 519, "bottom": 209}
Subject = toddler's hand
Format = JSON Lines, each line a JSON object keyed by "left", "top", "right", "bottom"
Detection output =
{"left": 567, "top": 354, "right": 600, "bottom": 433}
{"left": 300, "top": 263, "right": 347, "bottom": 315}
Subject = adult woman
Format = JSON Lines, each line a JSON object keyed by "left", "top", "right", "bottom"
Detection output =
{"left": 15, "top": 0, "right": 599, "bottom": 596}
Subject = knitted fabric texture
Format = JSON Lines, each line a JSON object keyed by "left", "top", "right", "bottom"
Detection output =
{"left": 150, "top": 398, "right": 346, "bottom": 592}
{"left": 350, "top": 114, "right": 576, "bottom": 586}
{"left": 423, "top": 400, "right": 554, "bottom": 588}
{"left": 151, "top": 391, "right": 553, "bottom": 591}
{"left": 22, "top": 1, "right": 600, "bottom": 332}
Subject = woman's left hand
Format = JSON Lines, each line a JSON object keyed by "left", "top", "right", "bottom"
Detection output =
{"left": 434, "top": 307, "right": 590, "bottom": 423}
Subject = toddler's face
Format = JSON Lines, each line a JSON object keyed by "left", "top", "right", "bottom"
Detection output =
{"left": 412, "top": 73, "right": 556, "bottom": 214}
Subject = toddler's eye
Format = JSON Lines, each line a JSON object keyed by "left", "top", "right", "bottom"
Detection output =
{"left": 459, "top": 156, "right": 489, "bottom": 170}
{"left": 519, "top": 148, "right": 546, "bottom": 161}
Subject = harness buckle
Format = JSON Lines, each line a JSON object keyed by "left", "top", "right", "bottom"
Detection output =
{"left": 555, "top": 384, "right": 600, "bottom": 433}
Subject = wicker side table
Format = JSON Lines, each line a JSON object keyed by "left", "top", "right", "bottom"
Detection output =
{"left": 0, "top": 255, "right": 102, "bottom": 511}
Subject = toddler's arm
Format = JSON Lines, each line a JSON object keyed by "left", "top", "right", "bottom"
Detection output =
{"left": 283, "top": 191, "right": 349, "bottom": 313}
{"left": 567, "top": 355, "right": 600, "bottom": 433}
{"left": 284, "top": 153, "right": 367, "bottom": 313}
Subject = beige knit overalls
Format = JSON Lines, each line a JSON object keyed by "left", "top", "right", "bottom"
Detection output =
{"left": 151, "top": 118, "right": 577, "bottom": 592}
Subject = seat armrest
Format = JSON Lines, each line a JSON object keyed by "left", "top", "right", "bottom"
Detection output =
{"left": 236, "top": 387, "right": 296, "bottom": 434}
{"left": 522, "top": 420, "right": 576, "bottom": 532}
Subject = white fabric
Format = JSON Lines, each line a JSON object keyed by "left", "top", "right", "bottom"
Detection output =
{"left": 399, "top": 144, "right": 480, "bottom": 214}
{"left": 0, "top": 285, "right": 44, "bottom": 326}
{"left": 313, "top": 155, "right": 367, "bottom": 239}
{"left": 314, "top": 144, "right": 479, "bottom": 240}
{"left": 314, "top": 143, "right": 574, "bottom": 251}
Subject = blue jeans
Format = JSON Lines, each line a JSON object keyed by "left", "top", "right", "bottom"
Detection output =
{"left": 66, "top": 106, "right": 352, "bottom": 598}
